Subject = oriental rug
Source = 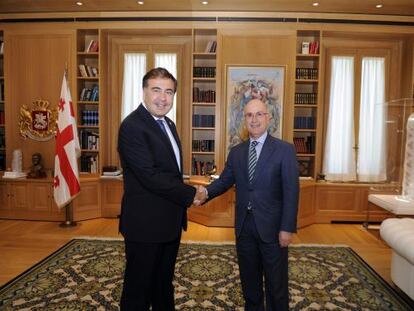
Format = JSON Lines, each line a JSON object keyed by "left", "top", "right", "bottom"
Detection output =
{"left": 0, "top": 239, "right": 412, "bottom": 310}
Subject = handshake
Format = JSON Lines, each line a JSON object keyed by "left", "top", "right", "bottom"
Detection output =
{"left": 193, "top": 185, "right": 208, "bottom": 206}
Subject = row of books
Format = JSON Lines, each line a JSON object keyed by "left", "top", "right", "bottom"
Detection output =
{"left": 301, "top": 41, "right": 319, "bottom": 55}
{"left": 78, "top": 64, "right": 98, "bottom": 78}
{"left": 79, "top": 130, "right": 99, "bottom": 150}
{"left": 192, "top": 114, "right": 215, "bottom": 127}
{"left": 295, "top": 93, "right": 317, "bottom": 105}
{"left": 296, "top": 68, "right": 318, "bottom": 80}
{"left": 192, "top": 140, "right": 215, "bottom": 152}
{"left": 0, "top": 133, "right": 4, "bottom": 147}
{"left": 293, "top": 136, "right": 316, "bottom": 154}
{"left": 204, "top": 40, "right": 217, "bottom": 53}
{"left": 193, "top": 67, "right": 216, "bottom": 78}
{"left": 80, "top": 110, "right": 99, "bottom": 126}
{"left": 0, "top": 111, "right": 4, "bottom": 124}
{"left": 192, "top": 160, "right": 215, "bottom": 176}
{"left": 193, "top": 88, "right": 216, "bottom": 103}
{"left": 80, "top": 155, "right": 99, "bottom": 173}
{"left": 297, "top": 159, "right": 313, "bottom": 177}
{"left": 85, "top": 39, "right": 99, "bottom": 53}
{"left": 79, "top": 85, "right": 99, "bottom": 102}
{"left": 0, "top": 153, "right": 4, "bottom": 171}
{"left": 294, "top": 116, "right": 316, "bottom": 129}
{"left": 0, "top": 83, "right": 4, "bottom": 101}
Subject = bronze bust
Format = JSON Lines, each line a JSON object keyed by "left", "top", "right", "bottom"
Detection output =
{"left": 27, "top": 152, "right": 47, "bottom": 178}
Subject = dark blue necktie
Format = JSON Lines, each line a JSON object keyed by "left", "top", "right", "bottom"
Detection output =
{"left": 248, "top": 141, "right": 258, "bottom": 182}
{"left": 157, "top": 119, "right": 168, "bottom": 136}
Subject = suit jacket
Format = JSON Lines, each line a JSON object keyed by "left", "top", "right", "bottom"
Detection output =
{"left": 207, "top": 135, "right": 299, "bottom": 243}
{"left": 118, "top": 104, "right": 196, "bottom": 243}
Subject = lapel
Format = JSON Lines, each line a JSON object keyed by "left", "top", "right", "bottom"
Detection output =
{"left": 164, "top": 116, "right": 183, "bottom": 171}
{"left": 239, "top": 141, "right": 250, "bottom": 182}
{"left": 137, "top": 104, "right": 180, "bottom": 169}
{"left": 251, "top": 135, "right": 277, "bottom": 184}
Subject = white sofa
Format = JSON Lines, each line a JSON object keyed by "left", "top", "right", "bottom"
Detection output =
{"left": 380, "top": 218, "right": 414, "bottom": 299}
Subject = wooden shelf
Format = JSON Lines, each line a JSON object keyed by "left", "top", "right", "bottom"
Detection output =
{"left": 294, "top": 129, "right": 317, "bottom": 132}
{"left": 294, "top": 104, "right": 317, "bottom": 108}
{"left": 192, "top": 102, "right": 216, "bottom": 106}
{"left": 296, "top": 79, "right": 318, "bottom": 83}
{"left": 77, "top": 52, "right": 99, "bottom": 56}
{"left": 78, "top": 101, "right": 99, "bottom": 105}
{"left": 192, "top": 151, "right": 215, "bottom": 155}
{"left": 192, "top": 127, "right": 215, "bottom": 131}
{"left": 193, "top": 77, "right": 216, "bottom": 82}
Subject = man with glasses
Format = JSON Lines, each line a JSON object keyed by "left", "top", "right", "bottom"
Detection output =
{"left": 197, "top": 98, "right": 299, "bottom": 310}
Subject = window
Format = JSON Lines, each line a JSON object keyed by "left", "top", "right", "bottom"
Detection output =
{"left": 323, "top": 50, "right": 388, "bottom": 182}
{"left": 121, "top": 52, "right": 177, "bottom": 121}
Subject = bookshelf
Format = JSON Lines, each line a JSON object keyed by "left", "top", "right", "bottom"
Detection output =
{"left": 191, "top": 29, "right": 217, "bottom": 176}
{"left": 0, "top": 31, "right": 4, "bottom": 171}
{"left": 294, "top": 30, "right": 321, "bottom": 178}
{"left": 76, "top": 29, "right": 100, "bottom": 174}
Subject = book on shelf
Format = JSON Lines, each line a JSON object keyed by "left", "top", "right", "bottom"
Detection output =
{"left": 293, "top": 137, "right": 307, "bottom": 154}
{"left": 80, "top": 154, "right": 99, "bottom": 173}
{"left": 301, "top": 41, "right": 310, "bottom": 54}
{"left": 85, "top": 39, "right": 99, "bottom": 53}
{"left": 78, "top": 64, "right": 88, "bottom": 77}
{"left": 204, "top": 40, "right": 217, "bottom": 53}
{"left": 192, "top": 159, "right": 214, "bottom": 175}
{"left": 309, "top": 41, "right": 319, "bottom": 54}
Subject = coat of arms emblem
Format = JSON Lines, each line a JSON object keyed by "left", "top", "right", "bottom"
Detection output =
{"left": 19, "top": 100, "right": 58, "bottom": 141}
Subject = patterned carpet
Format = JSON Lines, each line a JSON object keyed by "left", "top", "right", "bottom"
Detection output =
{"left": 0, "top": 239, "right": 412, "bottom": 310}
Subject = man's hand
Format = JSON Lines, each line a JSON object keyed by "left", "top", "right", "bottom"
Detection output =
{"left": 193, "top": 185, "right": 208, "bottom": 206}
{"left": 279, "top": 231, "right": 292, "bottom": 248}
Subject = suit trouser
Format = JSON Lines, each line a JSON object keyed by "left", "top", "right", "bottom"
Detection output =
{"left": 120, "top": 236, "right": 180, "bottom": 311}
{"left": 236, "top": 212, "right": 289, "bottom": 311}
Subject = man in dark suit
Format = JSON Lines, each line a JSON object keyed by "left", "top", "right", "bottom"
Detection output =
{"left": 197, "top": 98, "right": 299, "bottom": 310}
{"left": 118, "top": 67, "right": 198, "bottom": 310}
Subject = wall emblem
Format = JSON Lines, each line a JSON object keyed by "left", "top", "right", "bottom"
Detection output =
{"left": 20, "top": 100, "right": 58, "bottom": 141}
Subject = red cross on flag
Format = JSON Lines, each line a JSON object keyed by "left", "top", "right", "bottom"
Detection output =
{"left": 54, "top": 73, "right": 81, "bottom": 208}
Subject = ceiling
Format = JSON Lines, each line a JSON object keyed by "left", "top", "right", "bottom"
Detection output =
{"left": 0, "top": 0, "right": 413, "bottom": 17}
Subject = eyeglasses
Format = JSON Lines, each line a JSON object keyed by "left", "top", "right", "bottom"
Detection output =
{"left": 244, "top": 112, "right": 269, "bottom": 120}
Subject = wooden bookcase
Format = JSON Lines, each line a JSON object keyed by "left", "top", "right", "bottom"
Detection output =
{"left": 0, "top": 30, "right": 4, "bottom": 171}
{"left": 190, "top": 29, "right": 217, "bottom": 176}
{"left": 76, "top": 29, "right": 100, "bottom": 175}
{"left": 294, "top": 30, "right": 321, "bottom": 178}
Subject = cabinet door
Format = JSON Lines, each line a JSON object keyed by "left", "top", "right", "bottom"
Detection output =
{"left": 0, "top": 182, "right": 9, "bottom": 210}
{"left": 10, "top": 183, "right": 28, "bottom": 210}
{"left": 28, "top": 183, "right": 51, "bottom": 212}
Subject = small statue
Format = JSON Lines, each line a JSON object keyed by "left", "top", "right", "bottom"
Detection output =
{"left": 27, "top": 152, "right": 47, "bottom": 179}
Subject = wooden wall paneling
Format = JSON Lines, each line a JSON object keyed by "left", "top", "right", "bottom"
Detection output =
{"left": 314, "top": 184, "right": 363, "bottom": 222}
{"left": 188, "top": 187, "right": 235, "bottom": 227}
{"left": 0, "top": 180, "right": 9, "bottom": 211}
{"left": 5, "top": 30, "right": 75, "bottom": 172}
{"left": 297, "top": 181, "right": 315, "bottom": 228}
{"left": 101, "top": 179, "right": 123, "bottom": 217}
{"left": 73, "top": 180, "right": 101, "bottom": 220}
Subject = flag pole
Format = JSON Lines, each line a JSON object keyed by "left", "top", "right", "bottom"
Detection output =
{"left": 59, "top": 202, "right": 77, "bottom": 227}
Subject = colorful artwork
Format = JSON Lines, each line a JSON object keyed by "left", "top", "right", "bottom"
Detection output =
{"left": 225, "top": 65, "right": 285, "bottom": 155}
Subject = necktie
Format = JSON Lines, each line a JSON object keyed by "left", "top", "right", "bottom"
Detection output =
{"left": 156, "top": 119, "right": 168, "bottom": 135}
{"left": 248, "top": 141, "right": 258, "bottom": 182}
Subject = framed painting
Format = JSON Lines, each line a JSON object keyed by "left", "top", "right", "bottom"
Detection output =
{"left": 225, "top": 65, "right": 285, "bottom": 155}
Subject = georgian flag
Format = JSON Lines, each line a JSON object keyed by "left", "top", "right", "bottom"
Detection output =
{"left": 54, "top": 73, "right": 81, "bottom": 208}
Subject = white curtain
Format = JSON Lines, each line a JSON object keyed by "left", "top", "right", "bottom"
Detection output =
{"left": 121, "top": 53, "right": 146, "bottom": 121}
{"left": 323, "top": 56, "right": 356, "bottom": 181}
{"left": 155, "top": 53, "right": 177, "bottom": 122}
{"left": 358, "top": 57, "right": 386, "bottom": 182}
